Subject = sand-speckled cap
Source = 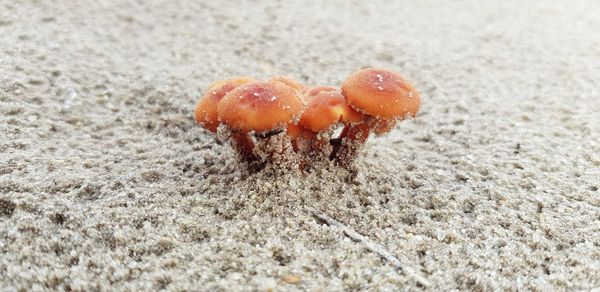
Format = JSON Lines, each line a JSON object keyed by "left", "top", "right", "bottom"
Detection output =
{"left": 195, "top": 77, "right": 255, "bottom": 132}
{"left": 218, "top": 81, "right": 305, "bottom": 133}
{"left": 299, "top": 86, "right": 363, "bottom": 132}
{"left": 269, "top": 76, "right": 305, "bottom": 92}
{"left": 341, "top": 68, "right": 420, "bottom": 119}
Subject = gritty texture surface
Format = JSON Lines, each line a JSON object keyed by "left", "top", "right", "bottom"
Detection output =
{"left": 1, "top": 0, "right": 600, "bottom": 290}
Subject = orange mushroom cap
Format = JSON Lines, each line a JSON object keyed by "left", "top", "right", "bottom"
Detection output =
{"left": 298, "top": 86, "right": 363, "bottom": 132}
{"left": 341, "top": 68, "right": 420, "bottom": 120}
{"left": 218, "top": 81, "right": 305, "bottom": 133}
{"left": 195, "top": 77, "right": 255, "bottom": 132}
{"left": 304, "top": 86, "right": 337, "bottom": 98}
{"left": 269, "top": 76, "right": 305, "bottom": 92}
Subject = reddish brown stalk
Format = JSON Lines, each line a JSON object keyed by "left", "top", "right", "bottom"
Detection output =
{"left": 230, "top": 131, "right": 260, "bottom": 163}
{"left": 330, "top": 121, "right": 371, "bottom": 167}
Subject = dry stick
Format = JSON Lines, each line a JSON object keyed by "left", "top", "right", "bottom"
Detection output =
{"left": 312, "top": 212, "right": 431, "bottom": 288}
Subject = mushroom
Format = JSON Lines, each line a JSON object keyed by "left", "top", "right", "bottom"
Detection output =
{"left": 332, "top": 68, "right": 420, "bottom": 167}
{"left": 194, "top": 77, "right": 255, "bottom": 132}
{"left": 290, "top": 86, "right": 362, "bottom": 162}
{"left": 269, "top": 75, "right": 305, "bottom": 92}
{"left": 217, "top": 80, "right": 305, "bottom": 167}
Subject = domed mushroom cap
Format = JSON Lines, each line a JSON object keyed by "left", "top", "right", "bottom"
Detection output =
{"left": 269, "top": 76, "right": 305, "bottom": 92}
{"left": 304, "top": 86, "right": 337, "bottom": 98}
{"left": 341, "top": 68, "right": 420, "bottom": 120}
{"left": 299, "top": 86, "right": 362, "bottom": 132}
{"left": 218, "top": 81, "right": 305, "bottom": 133}
{"left": 195, "top": 77, "right": 254, "bottom": 132}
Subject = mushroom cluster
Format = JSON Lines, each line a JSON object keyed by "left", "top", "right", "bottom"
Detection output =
{"left": 194, "top": 68, "right": 420, "bottom": 171}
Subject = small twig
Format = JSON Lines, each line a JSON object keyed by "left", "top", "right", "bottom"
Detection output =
{"left": 329, "top": 137, "right": 343, "bottom": 146}
{"left": 254, "top": 128, "right": 283, "bottom": 138}
{"left": 313, "top": 212, "right": 431, "bottom": 288}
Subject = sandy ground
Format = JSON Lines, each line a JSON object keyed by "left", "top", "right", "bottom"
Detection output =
{"left": 1, "top": 0, "right": 600, "bottom": 290}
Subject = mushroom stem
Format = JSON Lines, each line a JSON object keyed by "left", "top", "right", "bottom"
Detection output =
{"left": 291, "top": 130, "right": 315, "bottom": 154}
{"left": 263, "top": 133, "right": 295, "bottom": 162}
{"left": 311, "top": 136, "right": 330, "bottom": 152}
{"left": 330, "top": 120, "right": 372, "bottom": 167}
{"left": 297, "top": 130, "right": 329, "bottom": 153}
{"left": 230, "top": 131, "right": 260, "bottom": 164}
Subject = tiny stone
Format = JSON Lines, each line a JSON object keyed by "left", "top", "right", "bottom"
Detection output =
{"left": 283, "top": 275, "right": 301, "bottom": 284}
